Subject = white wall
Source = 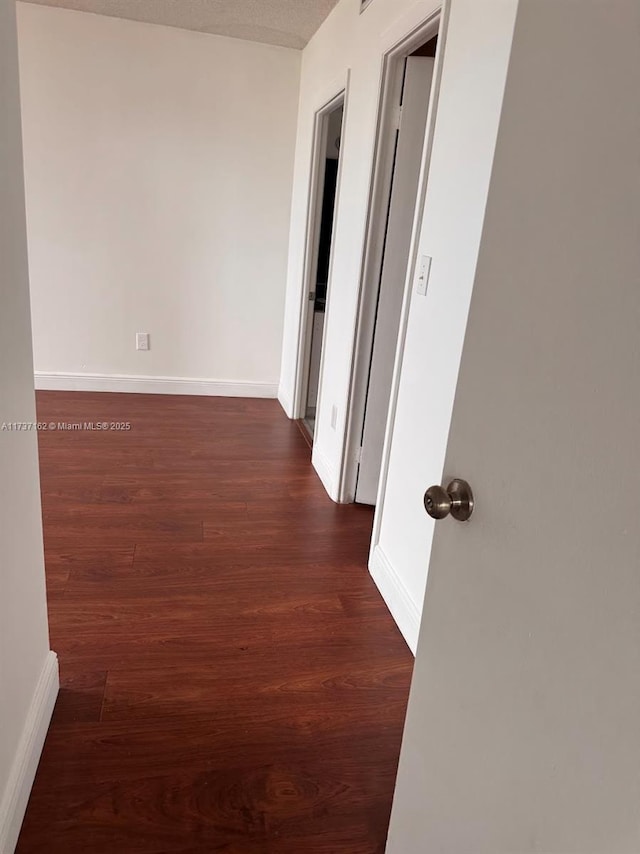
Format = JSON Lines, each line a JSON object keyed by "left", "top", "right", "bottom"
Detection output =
{"left": 279, "top": 0, "right": 518, "bottom": 649}
{"left": 17, "top": 3, "right": 301, "bottom": 396}
{"left": 373, "top": 0, "right": 519, "bottom": 651}
{"left": 0, "top": 0, "right": 58, "bottom": 848}
{"left": 278, "top": 0, "right": 444, "bottom": 456}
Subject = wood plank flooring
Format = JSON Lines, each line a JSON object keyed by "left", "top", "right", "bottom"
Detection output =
{"left": 17, "top": 392, "right": 413, "bottom": 854}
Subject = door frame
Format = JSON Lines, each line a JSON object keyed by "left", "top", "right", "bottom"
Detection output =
{"left": 336, "top": 7, "right": 447, "bottom": 502}
{"left": 292, "top": 83, "right": 349, "bottom": 421}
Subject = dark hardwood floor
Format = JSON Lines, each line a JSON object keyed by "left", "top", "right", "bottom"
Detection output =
{"left": 17, "top": 392, "right": 413, "bottom": 854}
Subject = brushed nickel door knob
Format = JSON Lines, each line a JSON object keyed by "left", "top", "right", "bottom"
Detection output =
{"left": 424, "top": 478, "right": 474, "bottom": 522}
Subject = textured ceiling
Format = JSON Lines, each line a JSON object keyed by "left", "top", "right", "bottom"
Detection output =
{"left": 20, "top": 0, "right": 341, "bottom": 48}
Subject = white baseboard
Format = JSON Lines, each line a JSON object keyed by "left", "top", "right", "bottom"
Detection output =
{"left": 311, "top": 446, "right": 339, "bottom": 502}
{"left": 34, "top": 372, "right": 278, "bottom": 399}
{"left": 369, "top": 545, "right": 420, "bottom": 654}
{"left": 0, "top": 651, "right": 59, "bottom": 854}
{"left": 277, "top": 386, "right": 294, "bottom": 419}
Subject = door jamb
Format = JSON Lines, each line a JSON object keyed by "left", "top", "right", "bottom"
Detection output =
{"left": 292, "top": 86, "right": 348, "bottom": 421}
{"left": 337, "top": 6, "right": 448, "bottom": 503}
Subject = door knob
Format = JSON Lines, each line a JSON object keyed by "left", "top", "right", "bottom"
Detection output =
{"left": 424, "top": 478, "right": 474, "bottom": 522}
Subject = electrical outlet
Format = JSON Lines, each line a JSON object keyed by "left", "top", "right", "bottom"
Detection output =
{"left": 331, "top": 405, "right": 338, "bottom": 430}
{"left": 136, "top": 332, "right": 150, "bottom": 351}
{"left": 416, "top": 255, "right": 432, "bottom": 296}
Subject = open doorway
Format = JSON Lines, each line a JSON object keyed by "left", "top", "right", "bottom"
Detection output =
{"left": 343, "top": 22, "right": 440, "bottom": 504}
{"left": 297, "top": 96, "right": 345, "bottom": 442}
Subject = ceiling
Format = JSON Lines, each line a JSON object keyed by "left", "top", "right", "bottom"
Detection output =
{"left": 20, "top": 0, "right": 342, "bottom": 49}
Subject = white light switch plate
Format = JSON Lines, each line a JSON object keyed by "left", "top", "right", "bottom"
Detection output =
{"left": 416, "top": 255, "right": 432, "bottom": 296}
{"left": 136, "top": 332, "right": 150, "bottom": 351}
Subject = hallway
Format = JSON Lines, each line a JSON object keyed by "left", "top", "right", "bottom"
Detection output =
{"left": 18, "top": 392, "right": 413, "bottom": 853}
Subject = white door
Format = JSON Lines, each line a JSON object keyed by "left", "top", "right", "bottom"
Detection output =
{"left": 387, "top": 1, "right": 640, "bottom": 851}
{"left": 299, "top": 122, "right": 329, "bottom": 422}
{"left": 355, "top": 57, "right": 435, "bottom": 505}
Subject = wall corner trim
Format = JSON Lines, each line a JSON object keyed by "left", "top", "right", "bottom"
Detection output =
{"left": 0, "top": 650, "right": 59, "bottom": 853}
{"left": 34, "top": 372, "right": 278, "bottom": 399}
{"left": 369, "top": 545, "right": 420, "bottom": 654}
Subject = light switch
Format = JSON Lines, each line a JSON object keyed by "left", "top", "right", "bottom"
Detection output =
{"left": 416, "top": 255, "right": 432, "bottom": 296}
